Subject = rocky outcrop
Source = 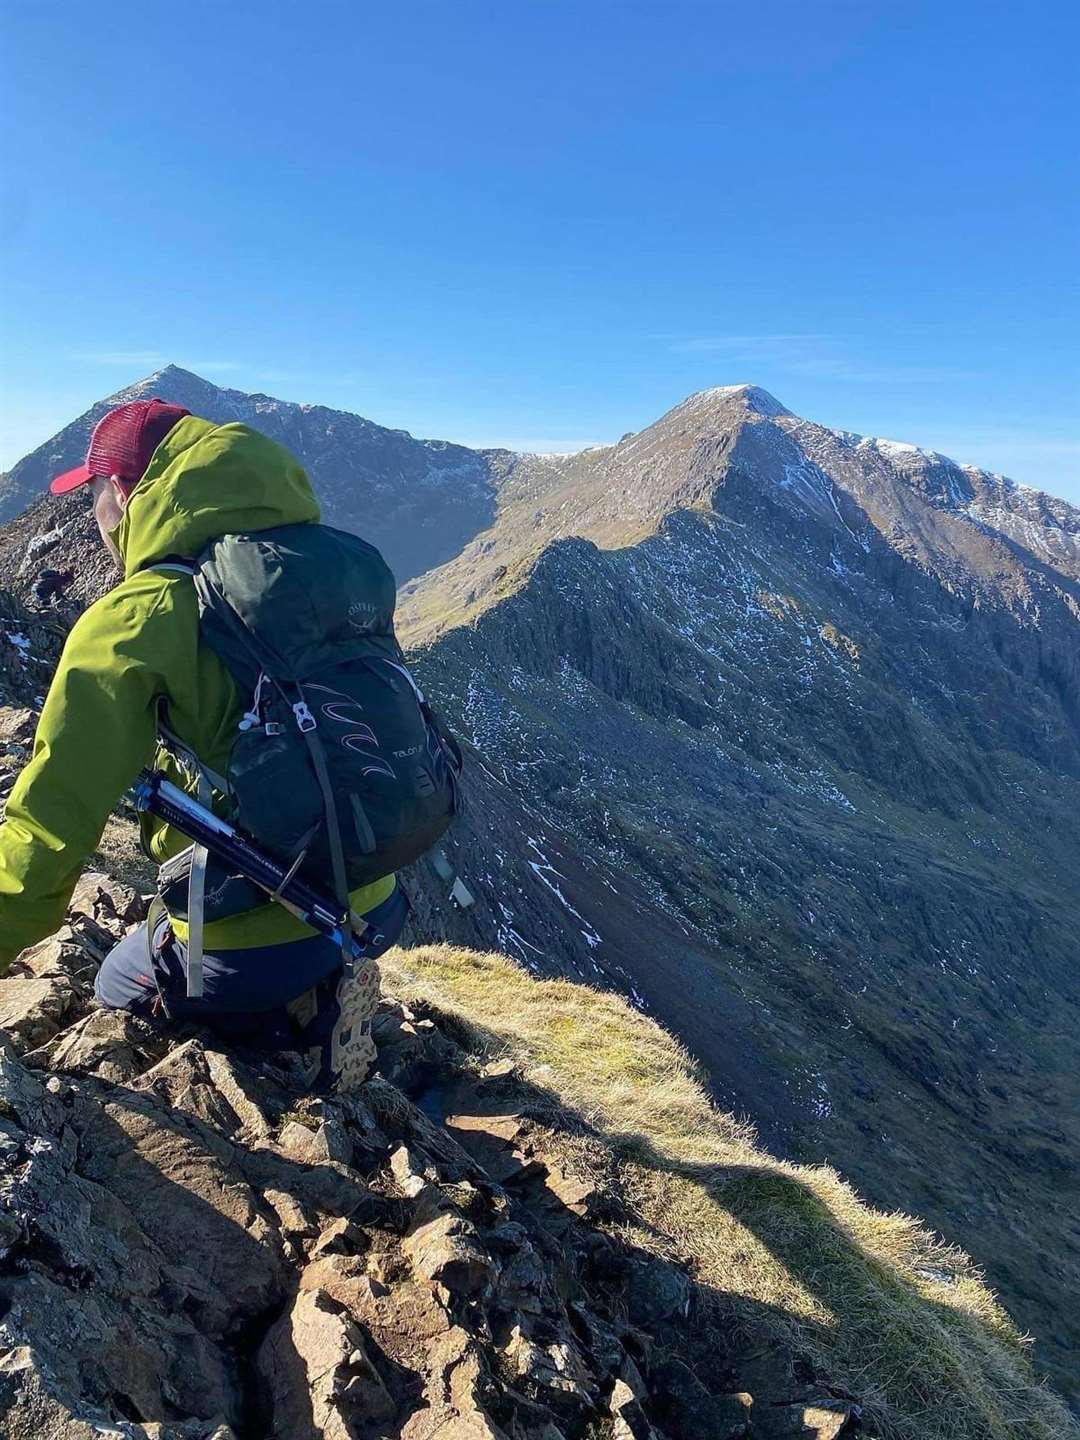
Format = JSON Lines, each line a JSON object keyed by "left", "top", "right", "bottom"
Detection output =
{"left": 0, "top": 596, "right": 73, "bottom": 713}
{"left": 0, "top": 878, "right": 869, "bottom": 1440}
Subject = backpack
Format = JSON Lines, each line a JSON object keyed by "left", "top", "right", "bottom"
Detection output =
{"left": 152, "top": 522, "right": 463, "bottom": 959}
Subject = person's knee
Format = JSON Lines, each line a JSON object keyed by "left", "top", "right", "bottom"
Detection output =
{"left": 94, "top": 926, "right": 157, "bottom": 1013}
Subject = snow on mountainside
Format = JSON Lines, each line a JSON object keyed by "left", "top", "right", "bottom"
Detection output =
{"left": 787, "top": 416, "right": 1080, "bottom": 580}
{"left": 396, "top": 381, "right": 1080, "bottom": 654}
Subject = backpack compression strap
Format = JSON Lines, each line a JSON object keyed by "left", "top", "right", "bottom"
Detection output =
{"left": 148, "top": 559, "right": 218, "bottom": 997}
{"left": 294, "top": 695, "right": 357, "bottom": 973}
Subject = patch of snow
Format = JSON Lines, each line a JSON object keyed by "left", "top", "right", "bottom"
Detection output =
{"left": 495, "top": 900, "right": 545, "bottom": 970}
{"left": 526, "top": 838, "right": 603, "bottom": 948}
{"left": 868, "top": 437, "right": 922, "bottom": 458}
{"left": 682, "top": 384, "right": 791, "bottom": 418}
{"left": 18, "top": 525, "right": 68, "bottom": 575}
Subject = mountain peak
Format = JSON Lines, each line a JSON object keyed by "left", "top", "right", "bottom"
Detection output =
{"left": 145, "top": 362, "right": 207, "bottom": 384}
{"left": 130, "top": 362, "right": 221, "bottom": 397}
{"left": 684, "top": 383, "right": 792, "bottom": 418}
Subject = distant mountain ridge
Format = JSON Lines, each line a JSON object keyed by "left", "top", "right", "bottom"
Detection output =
{"left": 0, "top": 365, "right": 500, "bottom": 584}
{"left": 2, "top": 368, "right": 1079, "bottom": 1404}
{"left": 4, "top": 368, "right": 1078, "bottom": 587}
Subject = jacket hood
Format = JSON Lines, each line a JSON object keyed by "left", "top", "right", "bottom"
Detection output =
{"left": 114, "top": 416, "right": 321, "bottom": 577}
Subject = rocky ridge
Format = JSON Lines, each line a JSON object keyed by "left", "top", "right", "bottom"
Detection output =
{"left": 2, "top": 868, "right": 1074, "bottom": 1440}
{"left": 394, "top": 387, "right": 1080, "bottom": 1400}
{"left": 2, "top": 373, "right": 1079, "bottom": 1408}
{"left": 0, "top": 880, "right": 855, "bottom": 1440}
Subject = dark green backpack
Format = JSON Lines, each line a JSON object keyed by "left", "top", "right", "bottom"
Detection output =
{"left": 154, "top": 522, "right": 463, "bottom": 941}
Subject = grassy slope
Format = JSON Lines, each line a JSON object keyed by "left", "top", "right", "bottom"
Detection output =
{"left": 382, "top": 943, "right": 1077, "bottom": 1440}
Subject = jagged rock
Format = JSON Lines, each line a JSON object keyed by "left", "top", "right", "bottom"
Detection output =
{"left": 0, "top": 972, "right": 80, "bottom": 1051}
{"left": 609, "top": 1376, "right": 656, "bottom": 1438}
{"left": 68, "top": 870, "right": 147, "bottom": 929}
{"left": 263, "top": 1186, "right": 321, "bottom": 1242}
{"left": 540, "top": 1159, "right": 596, "bottom": 1216}
{"left": 401, "top": 1329, "right": 510, "bottom": 1440}
{"left": 277, "top": 1114, "right": 353, "bottom": 1165}
{"left": 133, "top": 1038, "right": 276, "bottom": 1140}
{"left": 314, "top": 1115, "right": 355, "bottom": 1165}
{"left": 10, "top": 930, "right": 92, "bottom": 981}
{"left": 373, "top": 1001, "right": 462, "bottom": 1090}
{"left": 0, "top": 706, "right": 34, "bottom": 744}
{"left": 490, "top": 1222, "right": 548, "bottom": 1313}
{"left": 0, "top": 912, "right": 886, "bottom": 1440}
{"left": 278, "top": 1117, "right": 322, "bottom": 1159}
{"left": 401, "top": 1406, "right": 509, "bottom": 1440}
{"left": 443, "top": 1095, "right": 544, "bottom": 1186}
{"left": 625, "top": 1256, "right": 692, "bottom": 1326}
{"left": 258, "top": 1286, "right": 397, "bottom": 1439}
{"left": 0, "top": 1348, "right": 239, "bottom": 1438}
{"left": 802, "top": 1404, "right": 860, "bottom": 1438}
{"left": 300, "top": 1256, "right": 455, "bottom": 1351}
{"left": 23, "top": 1007, "right": 167, "bottom": 1082}
{"left": 502, "top": 1324, "right": 596, "bottom": 1412}
{"left": 402, "top": 1201, "right": 495, "bottom": 1299}
{"left": 712, "top": 1394, "right": 754, "bottom": 1440}
{"left": 391, "top": 1141, "right": 433, "bottom": 1197}
{"left": 446, "top": 1107, "right": 525, "bottom": 1145}
{"left": 648, "top": 1357, "right": 752, "bottom": 1438}
{"left": 752, "top": 1401, "right": 859, "bottom": 1439}
{"left": 310, "top": 1216, "right": 368, "bottom": 1259}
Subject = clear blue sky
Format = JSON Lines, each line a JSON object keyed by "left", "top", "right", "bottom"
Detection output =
{"left": 2, "top": 0, "right": 1078, "bottom": 499}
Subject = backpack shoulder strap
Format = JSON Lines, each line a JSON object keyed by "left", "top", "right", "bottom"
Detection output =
{"left": 145, "top": 552, "right": 229, "bottom": 999}
{"left": 148, "top": 554, "right": 198, "bottom": 577}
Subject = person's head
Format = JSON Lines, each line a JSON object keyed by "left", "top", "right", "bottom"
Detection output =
{"left": 50, "top": 398, "right": 191, "bottom": 569}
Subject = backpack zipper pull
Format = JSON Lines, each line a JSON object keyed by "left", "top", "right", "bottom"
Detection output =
{"left": 293, "top": 700, "right": 318, "bottom": 733}
{"left": 239, "top": 671, "right": 269, "bottom": 732}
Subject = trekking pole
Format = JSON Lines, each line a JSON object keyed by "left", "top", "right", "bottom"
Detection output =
{"left": 129, "top": 769, "right": 368, "bottom": 961}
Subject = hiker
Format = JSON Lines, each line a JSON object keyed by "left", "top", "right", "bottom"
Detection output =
{"left": 0, "top": 399, "right": 459, "bottom": 1089}
{"left": 32, "top": 567, "right": 75, "bottom": 605}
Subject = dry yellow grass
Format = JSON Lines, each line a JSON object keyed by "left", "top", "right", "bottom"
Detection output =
{"left": 381, "top": 943, "right": 1077, "bottom": 1440}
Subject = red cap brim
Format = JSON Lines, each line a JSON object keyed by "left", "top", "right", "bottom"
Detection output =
{"left": 49, "top": 464, "right": 95, "bottom": 495}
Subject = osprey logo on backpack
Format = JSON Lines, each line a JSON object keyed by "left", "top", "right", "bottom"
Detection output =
{"left": 347, "top": 599, "right": 379, "bottom": 633}
{"left": 155, "top": 523, "right": 464, "bottom": 933}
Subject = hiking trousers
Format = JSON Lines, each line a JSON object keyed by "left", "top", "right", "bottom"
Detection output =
{"left": 94, "top": 882, "right": 409, "bottom": 1049}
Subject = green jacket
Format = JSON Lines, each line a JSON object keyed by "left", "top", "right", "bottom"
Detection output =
{"left": 0, "top": 416, "right": 394, "bottom": 977}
